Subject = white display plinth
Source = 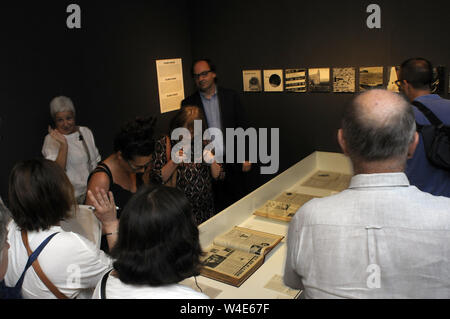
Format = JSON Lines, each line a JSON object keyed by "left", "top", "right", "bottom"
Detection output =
{"left": 189, "top": 151, "right": 353, "bottom": 299}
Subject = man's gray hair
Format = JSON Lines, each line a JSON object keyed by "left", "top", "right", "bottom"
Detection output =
{"left": 0, "top": 197, "right": 10, "bottom": 265}
{"left": 50, "top": 96, "right": 76, "bottom": 120}
{"left": 341, "top": 89, "right": 416, "bottom": 161}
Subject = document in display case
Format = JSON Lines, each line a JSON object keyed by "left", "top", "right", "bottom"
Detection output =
{"left": 253, "top": 192, "right": 321, "bottom": 222}
{"left": 301, "top": 170, "right": 352, "bottom": 192}
{"left": 200, "top": 227, "right": 283, "bottom": 287}
{"left": 194, "top": 152, "right": 353, "bottom": 298}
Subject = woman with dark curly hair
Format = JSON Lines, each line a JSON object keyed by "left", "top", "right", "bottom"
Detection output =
{"left": 92, "top": 185, "right": 208, "bottom": 299}
{"left": 86, "top": 116, "right": 156, "bottom": 253}
{"left": 86, "top": 116, "right": 155, "bottom": 217}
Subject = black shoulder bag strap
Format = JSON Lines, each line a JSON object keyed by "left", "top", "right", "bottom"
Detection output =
{"left": 100, "top": 269, "right": 113, "bottom": 299}
{"left": 412, "top": 101, "right": 444, "bottom": 129}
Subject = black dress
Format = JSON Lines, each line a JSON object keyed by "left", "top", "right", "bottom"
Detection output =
{"left": 87, "top": 162, "right": 142, "bottom": 253}
{"left": 150, "top": 136, "right": 215, "bottom": 225}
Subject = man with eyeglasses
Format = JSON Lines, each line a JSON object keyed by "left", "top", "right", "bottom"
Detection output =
{"left": 181, "top": 58, "right": 252, "bottom": 213}
{"left": 397, "top": 57, "right": 450, "bottom": 197}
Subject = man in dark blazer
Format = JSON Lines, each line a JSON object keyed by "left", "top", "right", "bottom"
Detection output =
{"left": 181, "top": 58, "right": 252, "bottom": 213}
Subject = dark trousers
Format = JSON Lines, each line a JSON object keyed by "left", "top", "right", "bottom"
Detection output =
{"left": 212, "top": 164, "right": 251, "bottom": 213}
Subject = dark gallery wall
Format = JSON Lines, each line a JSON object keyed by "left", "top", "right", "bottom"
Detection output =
{"left": 0, "top": 1, "right": 194, "bottom": 199}
{"left": 1, "top": 0, "right": 450, "bottom": 199}
{"left": 190, "top": 0, "right": 450, "bottom": 186}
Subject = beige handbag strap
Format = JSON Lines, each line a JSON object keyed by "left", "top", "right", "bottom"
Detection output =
{"left": 77, "top": 127, "right": 92, "bottom": 167}
{"left": 21, "top": 230, "right": 69, "bottom": 299}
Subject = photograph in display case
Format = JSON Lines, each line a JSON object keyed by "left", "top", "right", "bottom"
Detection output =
{"left": 301, "top": 170, "right": 352, "bottom": 192}
{"left": 333, "top": 67, "right": 356, "bottom": 93}
{"left": 308, "top": 68, "right": 331, "bottom": 92}
{"left": 242, "top": 70, "right": 262, "bottom": 92}
{"left": 284, "top": 68, "right": 307, "bottom": 92}
{"left": 263, "top": 69, "right": 284, "bottom": 92}
{"left": 253, "top": 191, "right": 321, "bottom": 222}
{"left": 200, "top": 227, "right": 283, "bottom": 287}
{"left": 264, "top": 275, "right": 303, "bottom": 299}
{"left": 359, "top": 66, "right": 384, "bottom": 91}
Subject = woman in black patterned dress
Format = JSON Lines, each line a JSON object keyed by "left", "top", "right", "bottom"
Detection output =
{"left": 150, "top": 106, "right": 222, "bottom": 225}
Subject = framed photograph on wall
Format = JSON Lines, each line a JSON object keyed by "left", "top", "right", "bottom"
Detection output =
{"left": 242, "top": 70, "right": 262, "bottom": 92}
{"left": 284, "top": 68, "right": 307, "bottom": 93}
{"left": 359, "top": 66, "right": 384, "bottom": 92}
{"left": 263, "top": 69, "right": 284, "bottom": 92}
{"left": 386, "top": 66, "right": 400, "bottom": 93}
{"left": 333, "top": 67, "right": 356, "bottom": 93}
{"left": 432, "top": 66, "right": 446, "bottom": 95}
{"left": 308, "top": 68, "right": 331, "bottom": 92}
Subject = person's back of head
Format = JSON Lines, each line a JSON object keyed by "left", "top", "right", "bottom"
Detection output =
{"left": 111, "top": 185, "right": 202, "bottom": 286}
{"left": 113, "top": 116, "right": 156, "bottom": 161}
{"left": 8, "top": 158, "right": 75, "bottom": 231}
{"left": 340, "top": 89, "right": 417, "bottom": 170}
{"left": 170, "top": 105, "right": 207, "bottom": 136}
{"left": 399, "top": 58, "right": 433, "bottom": 91}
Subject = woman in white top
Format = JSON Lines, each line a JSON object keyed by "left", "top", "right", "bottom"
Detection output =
{"left": 0, "top": 197, "right": 10, "bottom": 283}
{"left": 4, "top": 158, "right": 118, "bottom": 299}
{"left": 42, "top": 96, "right": 101, "bottom": 204}
{"left": 92, "top": 185, "right": 209, "bottom": 299}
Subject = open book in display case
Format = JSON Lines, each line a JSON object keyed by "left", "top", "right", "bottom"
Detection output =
{"left": 186, "top": 152, "right": 354, "bottom": 299}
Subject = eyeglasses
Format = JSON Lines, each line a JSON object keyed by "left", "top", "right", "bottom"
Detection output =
{"left": 193, "top": 70, "right": 212, "bottom": 79}
{"left": 126, "top": 159, "right": 152, "bottom": 172}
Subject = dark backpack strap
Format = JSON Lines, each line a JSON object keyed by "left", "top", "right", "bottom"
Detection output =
{"left": 412, "top": 101, "right": 444, "bottom": 128}
{"left": 14, "top": 232, "right": 59, "bottom": 290}
{"left": 100, "top": 269, "right": 113, "bottom": 299}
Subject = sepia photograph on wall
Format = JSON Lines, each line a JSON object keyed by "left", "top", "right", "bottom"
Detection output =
{"left": 242, "top": 69, "right": 262, "bottom": 92}
{"left": 359, "top": 66, "right": 384, "bottom": 91}
{"left": 333, "top": 67, "right": 356, "bottom": 93}
{"left": 308, "top": 68, "right": 331, "bottom": 92}
{"left": 386, "top": 66, "right": 400, "bottom": 92}
{"left": 263, "top": 69, "right": 284, "bottom": 92}
{"left": 284, "top": 68, "right": 307, "bottom": 93}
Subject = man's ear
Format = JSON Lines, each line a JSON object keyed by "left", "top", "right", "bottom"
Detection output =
{"left": 407, "top": 132, "right": 419, "bottom": 159}
{"left": 337, "top": 129, "right": 349, "bottom": 155}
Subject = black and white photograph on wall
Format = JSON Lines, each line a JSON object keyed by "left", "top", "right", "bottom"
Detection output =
{"left": 242, "top": 70, "right": 262, "bottom": 92}
{"left": 263, "top": 69, "right": 284, "bottom": 92}
{"left": 284, "top": 68, "right": 307, "bottom": 93}
{"left": 308, "top": 68, "right": 331, "bottom": 92}
{"left": 432, "top": 66, "right": 446, "bottom": 95}
{"left": 332, "top": 67, "right": 356, "bottom": 93}
{"left": 386, "top": 66, "right": 400, "bottom": 93}
{"left": 359, "top": 66, "right": 384, "bottom": 91}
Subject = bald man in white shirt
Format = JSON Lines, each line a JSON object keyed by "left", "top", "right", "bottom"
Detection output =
{"left": 284, "top": 89, "right": 450, "bottom": 299}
